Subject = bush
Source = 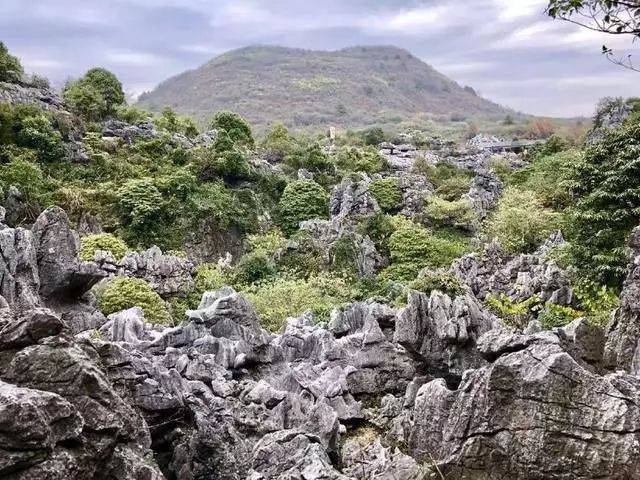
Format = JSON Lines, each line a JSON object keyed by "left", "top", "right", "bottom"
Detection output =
{"left": 155, "top": 107, "right": 199, "bottom": 138}
{"left": 358, "top": 212, "right": 396, "bottom": 257}
{"left": 329, "top": 233, "right": 360, "bottom": 274}
{"left": 537, "top": 303, "right": 581, "bottom": 330}
{"left": 248, "top": 229, "right": 287, "bottom": 255}
{"left": 79, "top": 233, "right": 128, "bottom": 261}
{"left": 285, "top": 142, "right": 333, "bottom": 174}
{"left": 99, "top": 277, "right": 171, "bottom": 325}
{"left": 193, "top": 131, "right": 253, "bottom": 182}
{"left": 510, "top": 150, "right": 578, "bottom": 209}
{"left": 278, "top": 180, "right": 328, "bottom": 235}
{"left": 564, "top": 121, "right": 640, "bottom": 286}
{"left": 64, "top": 67, "right": 124, "bottom": 120}
{"left": 260, "top": 124, "right": 294, "bottom": 160}
{"left": 0, "top": 156, "right": 47, "bottom": 207}
{"left": 334, "top": 146, "right": 387, "bottom": 174}
{"left": 409, "top": 270, "right": 465, "bottom": 297}
{"left": 423, "top": 197, "right": 476, "bottom": 231}
{"left": 434, "top": 175, "right": 470, "bottom": 200}
{"left": 486, "top": 294, "right": 541, "bottom": 329}
{"left": 245, "top": 273, "right": 354, "bottom": 332}
{"left": 186, "top": 263, "right": 227, "bottom": 308}
{"left": 363, "top": 127, "right": 385, "bottom": 146}
{"left": 382, "top": 222, "right": 469, "bottom": 282}
{"left": 486, "top": 188, "right": 560, "bottom": 254}
{"left": 210, "top": 111, "right": 254, "bottom": 146}
{"left": 0, "top": 41, "right": 23, "bottom": 83}
{"left": 369, "top": 178, "right": 402, "bottom": 213}
{"left": 573, "top": 280, "right": 619, "bottom": 326}
{"left": 231, "top": 250, "right": 276, "bottom": 286}
{"left": 16, "top": 114, "right": 65, "bottom": 163}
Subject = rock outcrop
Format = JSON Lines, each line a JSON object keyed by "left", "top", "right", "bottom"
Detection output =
{"left": 2, "top": 205, "right": 640, "bottom": 480}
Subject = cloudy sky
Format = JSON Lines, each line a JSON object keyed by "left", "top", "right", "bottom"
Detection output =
{"left": 1, "top": 0, "right": 638, "bottom": 117}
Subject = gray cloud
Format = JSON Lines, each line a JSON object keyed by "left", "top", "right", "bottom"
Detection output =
{"left": 2, "top": 0, "right": 639, "bottom": 116}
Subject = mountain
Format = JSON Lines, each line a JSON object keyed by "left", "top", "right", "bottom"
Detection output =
{"left": 137, "top": 45, "right": 515, "bottom": 130}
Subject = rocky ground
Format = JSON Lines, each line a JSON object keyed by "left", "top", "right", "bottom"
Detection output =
{"left": 2, "top": 202, "right": 640, "bottom": 480}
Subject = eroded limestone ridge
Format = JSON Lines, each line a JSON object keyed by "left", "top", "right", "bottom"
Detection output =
{"left": 2, "top": 206, "right": 640, "bottom": 479}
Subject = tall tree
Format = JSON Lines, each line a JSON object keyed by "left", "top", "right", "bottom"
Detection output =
{"left": 547, "top": 0, "right": 640, "bottom": 71}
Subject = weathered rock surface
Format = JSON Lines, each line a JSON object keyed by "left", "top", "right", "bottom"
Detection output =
{"left": 2, "top": 205, "right": 640, "bottom": 480}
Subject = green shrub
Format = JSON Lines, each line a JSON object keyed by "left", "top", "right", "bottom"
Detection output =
{"left": 248, "top": 229, "right": 287, "bottom": 255}
{"left": 79, "top": 233, "right": 128, "bottom": 261}
{"left": 382, "top": 222, "right": 469, "bottom": 282}
{"left": 409, "top": 270, "right": 465, "bottom": 297}
{"left": 231, "top": 250, "right": 276, "bottom": 286}
{"left": 423, "top": 197, "right": 476, "bottom": 231}
{"left": 15, "top": 114, "right": 65, "bottom": 163}
{"left": 99, "top": 277, "right": 171, "bottom": 325}
{"left": 434, "top": 176, "right": 470, "bottom": 200}
{"left": 362, "top": 127, "right": 385, "bottom": 146}
{"left": 193, "top": 132, "right": 253, "bottom": 182}
{"left": 278, "top": 180, "right": 329, "bottom": 235}
{"left": 284, "top": 142, "right": 334, "bottom": 174}
{"left": 486, "top": 294, "right": 541, "bottom": 329}
{"left": 154, "top": 107, "right": 199, "bottom": 137}
{"left": 64, "top": 67, "right": 124, "bottom": 120}
{"left": 210, "top": 111, "right": 254, "bottom": 146}
{"left": 510, "top": 150, "right": 578, "bottom": 209}
{"left": 573, "top": 279, "right": 619, "bottom": 326}
{"left": 537, "top": 303, "right": 581, "bottom": 330}
{"left": 334, "top": 146, "right": 387, "bottom": 173}
{"left": 245, "top": 273, "right": 354, "bottom": 332}
{"left": 260, "top": 123, "right": 294, "bottom": 160}
{"left": 564, "top": 121, "right": 640, "bottom": 286}
{"left": 485, "top": 188, "right": 560, "bottom": 254}
{"left": 415, "top": 161, "right": 473, "bottom": 188}
{"left": 329, "top": 233, "right": 360, "bottom": 274}
{"left": 358, "top": 212, "right": 396, "bottom": 257}
{"left": 369, "top": 178, "right": 402, "bottom": 213}
{"left": 0, "top": 156, "right": 47, "bottom": 207}
{"left": 0, "top": 42, "right": 23, "bottom": 83}
{"left": 117, "top": 178, "right": 164, "bottom": 234}
{"left": 186, "top": 263, "right": 227, "bottom": 308}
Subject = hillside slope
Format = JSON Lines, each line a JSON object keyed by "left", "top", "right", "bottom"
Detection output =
{"left": 137, "top": 45, "right": 514, "bottom": 130}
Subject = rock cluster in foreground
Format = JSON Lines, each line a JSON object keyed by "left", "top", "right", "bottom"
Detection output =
{"left": 2, "top": 206, "right": 640, "bottom": 479}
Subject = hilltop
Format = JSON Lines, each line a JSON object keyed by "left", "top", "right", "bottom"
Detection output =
{"left": 137, "top": 45, "right": 516, "bottom": 130}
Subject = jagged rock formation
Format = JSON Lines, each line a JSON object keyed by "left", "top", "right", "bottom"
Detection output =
{"left": 101, "top": 119, "right": 218, "bottom": 149}
{"left": 3, "top": 206, "right": 640, "bottom": 479}
{"left": 453, "top": 232, "right": 574, "bottom": 306}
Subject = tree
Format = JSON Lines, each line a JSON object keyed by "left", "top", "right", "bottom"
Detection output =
{"left": 210, "top": 111, "right": 254, "bottom": 146}
{"left": 547, "top": 0, "right": 640, "bottom": 71}
{"left": 565, "top": 120, "right": 640, "bottom": 287}
{"left": 278, "top": 180, "right": 328, "bottom": 235}
{"left": 63, "top": 67, "right": 124, "bottom": 120}
{"left": 363, "top": 127, "right": 385, "bottom": 146}
{"left": 0, "top": 41, "right": 23, "bottom": 83}
{"left": 155, "top": 107, "right": 199, "bottom": 138}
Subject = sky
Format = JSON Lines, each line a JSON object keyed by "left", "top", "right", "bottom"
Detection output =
{"left": 1, "top": 0, "right": 638, "bottom": 117}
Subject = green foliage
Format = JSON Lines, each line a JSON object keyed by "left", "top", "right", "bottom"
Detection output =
{"left": 510, "top": 150, "right": 578, "bottom": 209}
{"left": 486, "top": 187, "right": 560, "bottom": 254}
{"left": 434, "top": 175, "right": 470, "bottom": 200}
{"left": 329, "top": 233, "right": 360, "bottom": 274}
{"left": 334, "top": 147, "right": 387, "bottom": 174}
{"left": 369, "top": 178, "right": 402, "bottom": 213}
{"left": 528, "top": 134, "right": 568, "bottom": 159}
{"left": 248, "top": 229, "right": 287, "bottom": 255}
{"left": 415, "top": 160, "right": 473, "bottom": 189}
{"left": 362, "top": 127, "right": 385, "bottom": 146}
{"left": 0, "top": 155, "right": 46, "bottom": 204}
{"left": 486, "top": 294, "right": 541, "bottom": 329}
{"left": 358, "top": 212, "right": 396, "bottom": 257}
{"left": 245, "top": 273, "right": 355, "bottom": 332}
{"left": 64, "top": 68, "right": 124, "bottom": 120}
{"left": 409, "top": 270, "right": 465, "bottom": 297}
{"left": 423, "top": 196, "right": 476, "bottom": 231}
{"left": 154, "top": 107, "right": 199, "bottom": 138}
{"left": 99, "top": 277, "right": 171, "bottom": 325}
{"left": 382, "top": 222, "right": 469, "bottom": 282}
{"left": 278, "top": 180, "right": 328, "bottom": 235}
{"left": 564, "top": 121, "right": 640, "bottom": 287}
{"left": 284, "top": 142, "right": 334, "bottom": 176}
{"left": 193, "top": 131, "right": 253, "bottom": 182}
{"left": 115, "top": 105, "right": 153, "bottom": 124}
{"left": 210, "top": 111, "right": 254, "bottom": 146}
{"left": 0, "top": 41, "right": 23, "bottom": 83}
{"left": 231, "top": 250, "right": 276, "bottom": 286}
{"left": 537, "top": 303, "right": 581, "bottom": 330}
{"left": 0, "top": 104, "right": 65, "bottom": 163}
{"left": 573, "top": 279, "right": 619, "bottom": 326}
{"left": 117, "top": 178, "right": 164, "bottom": 237}
{"left": 79, "top": 233, "right": 129, "bottom": 261}
{"left": 186, "top": 263, "right": 227, "bottom": 308}
{"left": 260, "top": 123, "right": 294, "bottom": 160}
{"left": 15, "top": 114, "right": 65, "bottom": 163}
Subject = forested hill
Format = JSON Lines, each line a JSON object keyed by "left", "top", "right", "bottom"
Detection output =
{"left": 137, "top": 45, "right": 515, "bottom": 130}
